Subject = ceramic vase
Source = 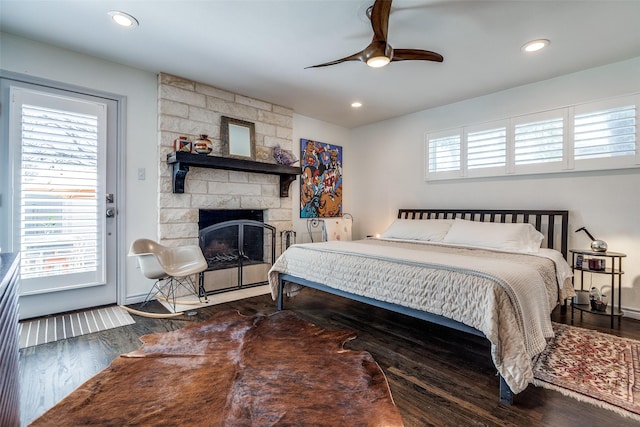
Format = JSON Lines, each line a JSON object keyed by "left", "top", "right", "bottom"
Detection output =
{"left": 193, "top": 134, "right": 213, "bottom": 154}
{"left": 173, "top": 136, "right": 191, "bottom": 153}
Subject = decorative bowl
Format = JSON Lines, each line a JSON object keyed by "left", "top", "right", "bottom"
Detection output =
{"left": 591, "top": 300, "right": 608, "bottom": 312}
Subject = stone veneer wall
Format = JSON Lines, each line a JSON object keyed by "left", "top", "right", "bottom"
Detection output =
{"left": 157, "top": 73, "right": 295, "bottom": 252}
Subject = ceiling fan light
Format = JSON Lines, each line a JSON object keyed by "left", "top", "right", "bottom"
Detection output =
{"left": 366, "top": 56, "right": 390, "bottom": 68}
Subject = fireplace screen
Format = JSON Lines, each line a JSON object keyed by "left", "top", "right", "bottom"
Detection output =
{"left": 198, "top": 219, "right": 275, "bottom": 294}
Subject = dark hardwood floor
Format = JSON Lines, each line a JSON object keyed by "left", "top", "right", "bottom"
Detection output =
{"left": 19, "top": 289, "right": 640, "bottom": 426}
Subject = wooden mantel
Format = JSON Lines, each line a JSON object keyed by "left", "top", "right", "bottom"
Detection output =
{"left": 167, "top": 152, "right": 300, "bottom": 197}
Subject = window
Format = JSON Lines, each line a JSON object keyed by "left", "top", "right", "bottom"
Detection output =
{"left": 425, "top": 93, "right": 638, "bottom": 180}
{"left": 466, "top": 122, "right": 506, "bottom": 176}
{"left": 425, "top": 131, "right": 461, "bottom": 179}
{"left": 573, "top": 102, "right": 636, "bottom": 170}
{"left": 19, "top": 102, "right": 101, "bottom": 280}
{"left": 514, "top": 116, "right": 563, "bottom": 165}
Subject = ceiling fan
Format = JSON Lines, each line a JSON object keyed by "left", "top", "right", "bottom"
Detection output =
{"left": 306, "top": 0, "right": 444, "bottom": 69}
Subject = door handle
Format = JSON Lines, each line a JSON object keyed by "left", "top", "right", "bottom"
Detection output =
{"left": 106, "top": 208, "right": 116, "bottom": 218}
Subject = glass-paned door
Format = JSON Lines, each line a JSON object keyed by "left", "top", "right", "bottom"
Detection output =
{"left": 7, "top": 85, "right": 118, "bottom": 319}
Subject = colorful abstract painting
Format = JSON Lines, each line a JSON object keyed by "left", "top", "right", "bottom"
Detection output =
{"left": 300, "top": 139, "right": 342, "bottom": 218}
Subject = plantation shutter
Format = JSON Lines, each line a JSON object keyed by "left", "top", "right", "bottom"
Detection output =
{"left": 424, "top": 93, "right": 638, "bottom": 180}
{"left": 466, "top": 121, "right": 507, "bottom": 174}
{"left": 12, "top": 87, "right": 106, "bottom": 291}
{"left": 425, "top": 131, "right": 461, "bottom": 179}
{"left": 574, "top": 104, "right": 636, "bottom": 160}
{"left": 514, "top": 116, "right": 564, "bottom": 165}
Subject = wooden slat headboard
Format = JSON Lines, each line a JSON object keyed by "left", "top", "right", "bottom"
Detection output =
{"left": 397, "top": 209, "right": 569, "bottom": 259}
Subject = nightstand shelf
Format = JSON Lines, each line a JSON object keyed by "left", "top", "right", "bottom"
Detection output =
{"left": 571, "top": 303, "right": 624, "bottom": 317}
{"left": 570, "top": 249, "right": 625, "bottom": 328}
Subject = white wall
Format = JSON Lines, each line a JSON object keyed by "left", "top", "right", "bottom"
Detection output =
{"left": 350, "top": 57, "right": 640, "bottom": 317}
{"left": 0, "top": 33, "right": 159, "bottom": 302}
{"left": 291, "top": 114, "right": 352, "bottom": 243}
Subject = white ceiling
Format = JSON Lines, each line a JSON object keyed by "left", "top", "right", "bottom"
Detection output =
{"left": 1, "top": 0, "right": 639, "bottom": 128}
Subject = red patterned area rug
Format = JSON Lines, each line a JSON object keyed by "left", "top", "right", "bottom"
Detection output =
{"left": 30, "top": 310, "right": 404, "bottom": 426}
{"left": 532, "top": 322, "right": 640, "bottom": 422}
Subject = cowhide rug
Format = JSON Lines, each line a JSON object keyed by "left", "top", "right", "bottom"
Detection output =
{"left": 30, "top": 310, "right": 404, "bottom": 426}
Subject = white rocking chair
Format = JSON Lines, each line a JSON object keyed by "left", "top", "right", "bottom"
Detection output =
{"left": 128, "top": 239, "right": 208, "bottom": 313}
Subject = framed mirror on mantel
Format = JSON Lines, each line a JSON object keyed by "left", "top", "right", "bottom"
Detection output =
{"left": 221, "top": 116, "right": 255, "bottom": 160}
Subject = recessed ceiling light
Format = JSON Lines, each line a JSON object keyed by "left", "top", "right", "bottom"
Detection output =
{"left": 522, "top": 39, "right": 550, "bottom": 53}
{"left": 351, "top": 101, "right": 363, "bottom": 108}
{"left": 108, "top": 11, "right": 139, "bottom": 28}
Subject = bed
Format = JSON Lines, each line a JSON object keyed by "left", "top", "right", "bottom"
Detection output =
{"left": 268, "top": 209, "right": 574, "bottom": 405}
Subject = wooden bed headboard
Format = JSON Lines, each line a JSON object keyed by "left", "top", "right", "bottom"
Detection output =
{"left": 397, "top": 209, "right": 569, "bottom": 259}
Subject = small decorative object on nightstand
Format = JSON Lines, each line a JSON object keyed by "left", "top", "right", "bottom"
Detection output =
{"left": 570, "top": 249, "right": 625, "bottom": 328}
{"left": 575, "top": 227, "right": 608, "bottom": 252}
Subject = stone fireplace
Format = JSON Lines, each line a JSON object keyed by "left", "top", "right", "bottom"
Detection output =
{"left": 157, "top": 73, "right": 295, "bottom": 292}
{"left": 198, "top": 209, "right": 275, "bottom": 294}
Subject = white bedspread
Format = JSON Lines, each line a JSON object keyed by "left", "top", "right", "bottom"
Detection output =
{"left": 267, "top": 239, "right": 574, "bottom": 394}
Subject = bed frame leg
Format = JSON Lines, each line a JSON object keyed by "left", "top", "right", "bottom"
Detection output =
{"left": 499, "top": 375, "right": 513, "bottom": 405}
{"left": 277, "top": 276, "right": 284, "bottom": 311}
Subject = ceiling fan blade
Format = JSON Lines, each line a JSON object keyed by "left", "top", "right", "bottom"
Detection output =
{"left": 306, "top": 0, "right": 445, "bottom": 70}
{"left": 305, "top": 50, "right": 365, "bottom": 69}
{"left": 391, "top": 48, "right": 444, "bottom": 63}
{"left": 370, "top": 0, "right": 392, "bottom": 42}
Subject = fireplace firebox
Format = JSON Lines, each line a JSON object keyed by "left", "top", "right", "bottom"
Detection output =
{"left": 198, "top": 210, "right": 275, "bottom": 295}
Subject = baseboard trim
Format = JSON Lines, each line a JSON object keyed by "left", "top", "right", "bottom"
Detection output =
{"left": 621, "top": 306, "right": 640, "bottom": 321}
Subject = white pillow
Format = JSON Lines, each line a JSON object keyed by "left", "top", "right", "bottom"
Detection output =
{"left": 441, "top": 219, "right": 544, "bottom": 253}
{"left": 380, "top": 219, "right": 453, "bottom": 242}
